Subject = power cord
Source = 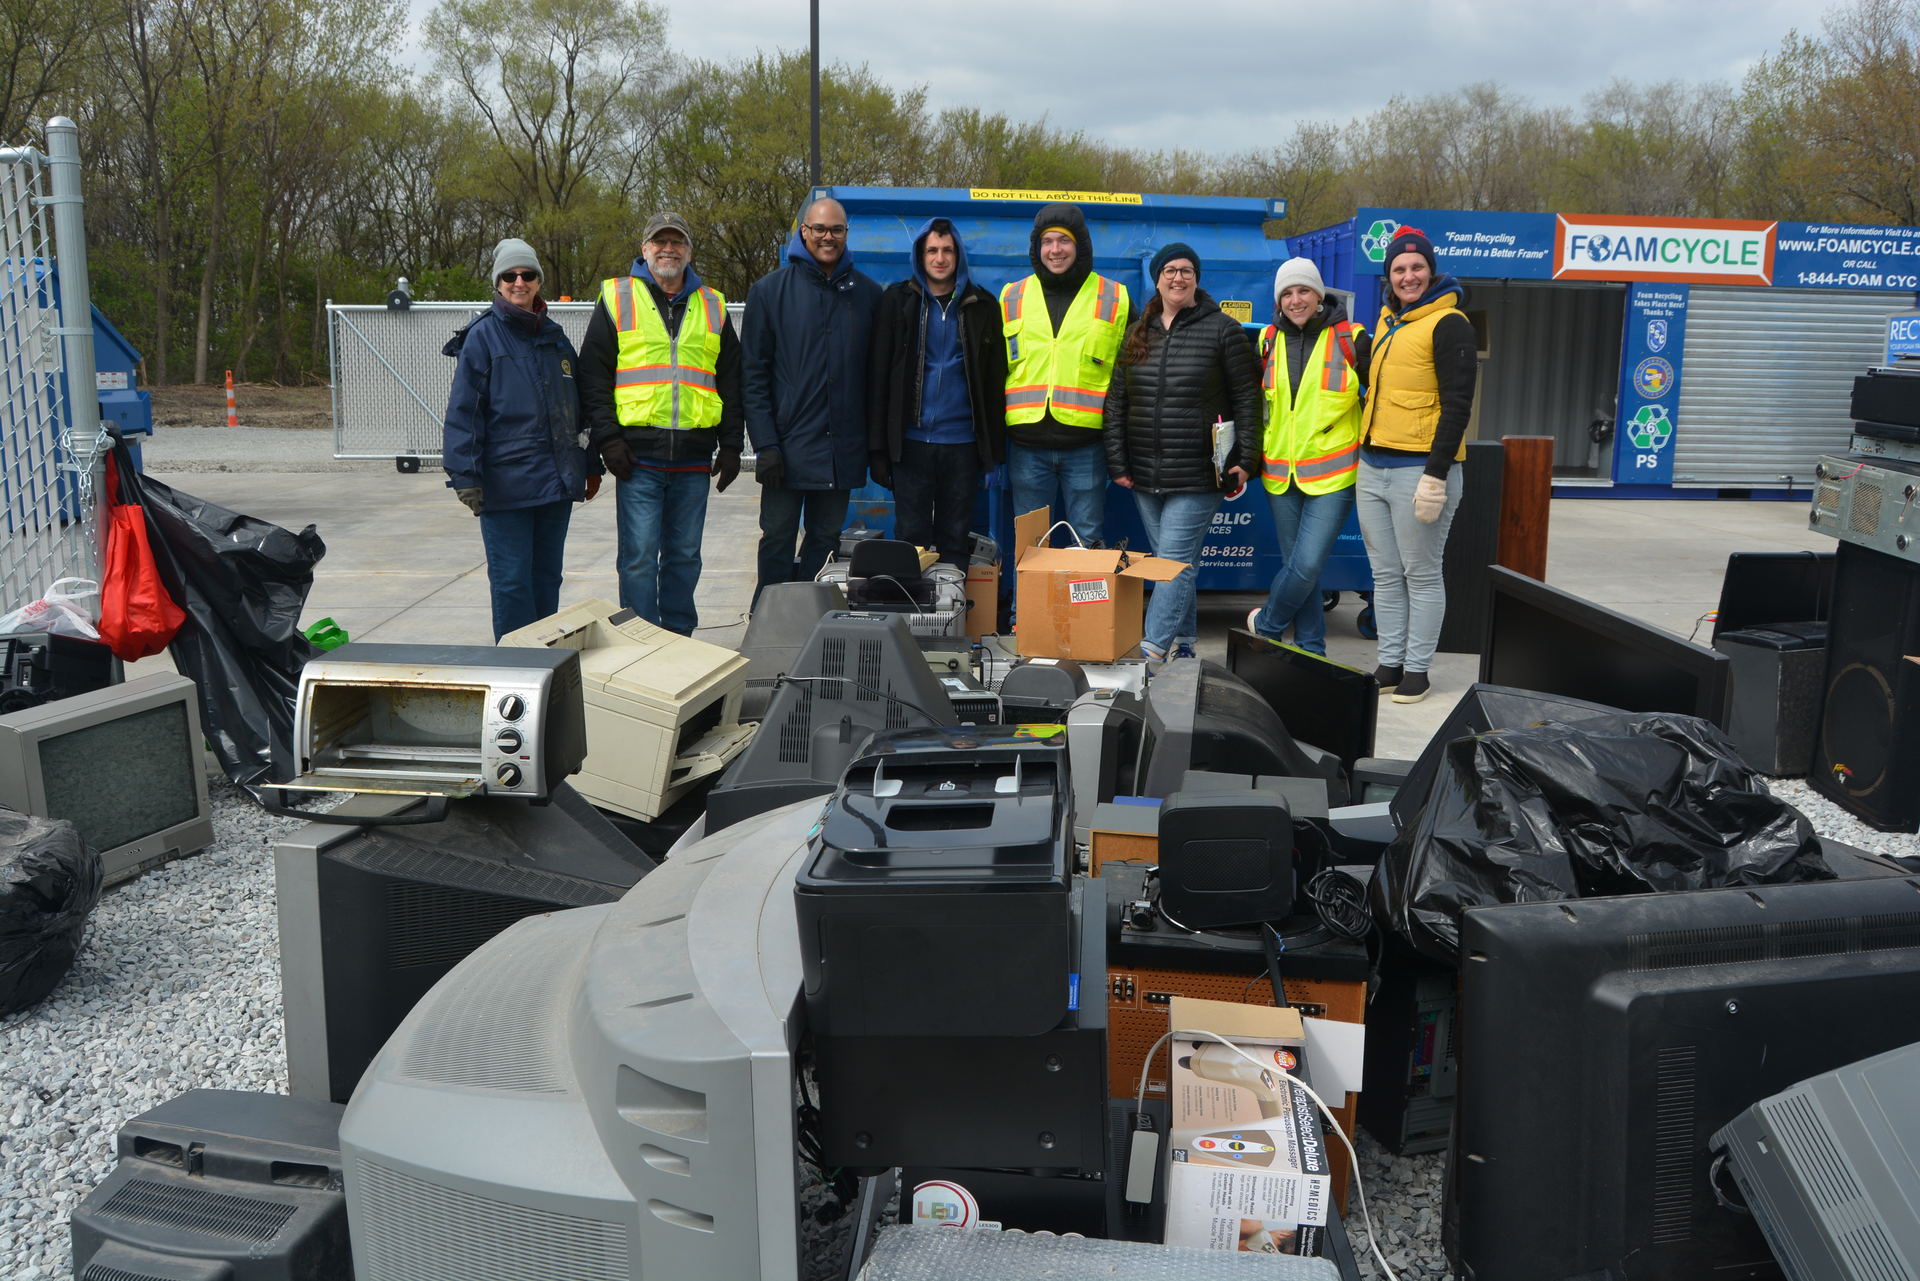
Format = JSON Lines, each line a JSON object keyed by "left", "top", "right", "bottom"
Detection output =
{"left": 1303, "top": 869, "right": 1373, "bottom": 942}
{"left": 773, "top": 673, "right": 942, "bottom": 726}
{"left": 1134, "top": 1028, "right": 1399, "bottom": 1281}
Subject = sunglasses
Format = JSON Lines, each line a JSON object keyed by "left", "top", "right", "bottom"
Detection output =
{"left": 499, "top": 271, "right": 540, "bottom": 284}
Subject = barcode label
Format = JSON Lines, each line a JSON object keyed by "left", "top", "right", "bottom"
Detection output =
{"left": 1068, "top": 578, "right": 1110, "bottom": 604}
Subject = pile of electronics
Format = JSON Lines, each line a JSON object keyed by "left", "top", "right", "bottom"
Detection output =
{"left": 17, "top": 519, "right": 1920, "bottom": 1281}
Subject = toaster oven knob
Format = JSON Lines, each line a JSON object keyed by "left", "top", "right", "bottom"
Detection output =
{"left": 495, "top": 762, "right": 522, "bottom": 788}
{"left": 495, "top": 728, "right": 523, "bottom": 753}
{"left": 497, "top": 693, "right": 525, "bottom": 720}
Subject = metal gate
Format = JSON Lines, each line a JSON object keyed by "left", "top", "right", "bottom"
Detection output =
{"left": 1673, "top": 285, "right": 1910, "bottom": 487}
{"left": 329, "top": 300, "right": 748, "bottom": 464}
{"left": 0, "top": 117, "right": 103, "bottom": 617}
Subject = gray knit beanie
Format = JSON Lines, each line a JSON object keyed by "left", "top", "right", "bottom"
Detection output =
{"left": 491, "top": 238, "right": 542, "bottom": 282}
{"left": 1273, "top": 257, "right": 1327, "bottom": 302}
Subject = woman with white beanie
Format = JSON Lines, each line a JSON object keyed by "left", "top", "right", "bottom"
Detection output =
{"left": 1246, "top": 257, "right": 1369, "bottom": 656}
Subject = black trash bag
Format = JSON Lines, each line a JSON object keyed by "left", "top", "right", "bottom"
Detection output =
{"left": 0, "top": 807, "right": 103, "bottom": 1016}
{"left": 1370, "top": 711, "right": 1832, "bottom": 965}
{"left": 107, "top": 431, "right": 325, "bottom": 786}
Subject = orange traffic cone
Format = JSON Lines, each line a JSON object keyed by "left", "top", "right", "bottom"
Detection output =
{"left": 225, "top": 370, "right": 238, "bottom": 427}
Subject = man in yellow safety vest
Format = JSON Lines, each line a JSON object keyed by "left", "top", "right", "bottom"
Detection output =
{"left": 1000, "top": 203, "right": 1136, "bottom": 546}
{"left": 579, "top": 211, "right": 744, "bottom": 635}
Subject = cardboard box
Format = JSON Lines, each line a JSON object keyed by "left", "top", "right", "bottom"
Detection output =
{"left": 964, "top": 562, "right": 999, "bottom": 639}
{"left": 1163, "top": 997, "right": 1329, "bottom": 1256}
{"left": 1013, "top": 507, "right": 1187, "bottom": 662}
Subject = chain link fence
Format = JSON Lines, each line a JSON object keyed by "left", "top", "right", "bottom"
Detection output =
{"left": 0, "top": 118, "right": 103, "bottom": 618}
{"left": 329, "top": 298, "right": 748, "bottom": 465}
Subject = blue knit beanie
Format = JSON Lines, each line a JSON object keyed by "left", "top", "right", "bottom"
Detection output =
{"left": 1150, "top": 242, "right": 1200, "bottom": 282}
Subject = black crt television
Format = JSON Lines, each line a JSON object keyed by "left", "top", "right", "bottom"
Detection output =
{"left": 1451, "top": 875, "right": 1920, "bottom": 1281}
{"left": 1479, "top": 566, "right": 1733, "bottom": 728}
{"left": 1711, "top": 551, "right": 1835, "bottom": 640}
{"left": 1132, "top": 658, "right": 1336, "bottom": 800}
{"left": 1224, "top": 629, "right": 1377, "bottom": 773}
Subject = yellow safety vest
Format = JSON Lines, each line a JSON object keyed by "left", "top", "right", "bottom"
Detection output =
{"left": 599, "top": 276, "right": 727, "bottom": 430}
{"left": 1361, "top": 289, "right": 1467, "bottom": 461}
{"left": 1261, "top": 321, "right": 1364, "bottom": 495}
{"left": 1000, "top": 272, "right": 1130, "bottom": 428}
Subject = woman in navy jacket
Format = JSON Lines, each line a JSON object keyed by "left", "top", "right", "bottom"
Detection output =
{"left": 443, "top": 238, "right": 601, "bottom": 639}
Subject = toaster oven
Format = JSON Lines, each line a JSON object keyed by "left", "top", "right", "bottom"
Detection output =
{"left": 289, "top": 643, "right": 587, "bottom": 802}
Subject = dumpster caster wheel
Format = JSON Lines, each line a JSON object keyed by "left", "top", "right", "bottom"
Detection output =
{"left": 1357, "top": 606, "right": 1377, "bottom": 640}
{"left": 396, "top": 455, "right": 420, "bottom": 474}
{"left": 1322, "top": 591, "right": 1340, "bottom": 612}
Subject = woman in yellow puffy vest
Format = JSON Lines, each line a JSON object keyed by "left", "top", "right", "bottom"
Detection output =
{"left": 1246, "top": 258, "right": 1368, "bottom": 657}
{"left": 1355, "top": 227, "right": 1478, "bottom": 705}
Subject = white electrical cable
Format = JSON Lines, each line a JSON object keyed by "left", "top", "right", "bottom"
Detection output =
{"left": 1135, "top": 1027, "right": 1401, "bottom": 1281}
{"left": 1038, "top": 519, "right": 1087, "bottom": 548}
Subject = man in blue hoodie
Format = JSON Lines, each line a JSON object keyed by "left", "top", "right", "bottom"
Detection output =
{"left": 865, "top": 218, "right": 1006, "bottom": 566}
{"left": 742, "top": 196, "right": 882, "bottom": 606}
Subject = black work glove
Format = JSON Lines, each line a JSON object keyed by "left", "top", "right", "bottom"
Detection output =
{"left": 869, "top": 451, "right": 893, "bottom": 490}
{"left": 598, "top": 435, "right": 636, "bottom": 483}
{"left": 712, "top": 446, "right": 741, "bottom": 492}
{"left": 755, "top": 446, "right": 785, "bottom": 489}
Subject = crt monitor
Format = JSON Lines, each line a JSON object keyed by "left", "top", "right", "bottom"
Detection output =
{"left": 1712, "top": 550, "right": 1834, "bottom": 640}
{"left": 1454, "top": 876, "right": 1920, "bottom": 1281}
{"left": 1133, "top": 658, "right": 1334, "bottom": 800}
{"left": 1480, "top": 566, "right": 1733, "bottom": 727}
{"left": 0, "top": 671, "right": 214, "bottom": 885}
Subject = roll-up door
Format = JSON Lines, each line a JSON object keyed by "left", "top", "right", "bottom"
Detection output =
{"left": 1673, "top": 286, "right": 1908, "bottom": 486}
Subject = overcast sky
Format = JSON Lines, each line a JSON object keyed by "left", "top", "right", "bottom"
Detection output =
{"left": 402, "top": 0, "right": 1838, "bottom": 156}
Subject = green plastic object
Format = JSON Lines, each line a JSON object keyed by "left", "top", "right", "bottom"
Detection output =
{"left": 303, "top": 617, "right": 350, "bottom": 650}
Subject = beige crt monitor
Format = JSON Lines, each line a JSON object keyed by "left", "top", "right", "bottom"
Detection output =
{"left": 0, "top": 671, "right": 215, "bottom": 885}
{"left": 500, "top": 600, "right": 755, "bottom": 821}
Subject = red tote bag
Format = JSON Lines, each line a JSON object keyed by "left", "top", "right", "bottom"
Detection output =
{"left": 97, "top": 452, "right": 186, "bottom": 660}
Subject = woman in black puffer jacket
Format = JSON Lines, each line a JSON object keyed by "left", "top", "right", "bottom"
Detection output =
{"left": 1103, "top": 243, "right": 1262, "bottom": 660}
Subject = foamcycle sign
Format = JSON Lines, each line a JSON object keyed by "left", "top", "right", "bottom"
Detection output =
{"left": 1554, "top": 215, "right": 1775, "bottom": 286}
{"left": 1889, "top": 312, "right": 1920, "bottom": 362}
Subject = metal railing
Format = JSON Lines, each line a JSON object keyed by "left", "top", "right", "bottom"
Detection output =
{"left": 0, "top": 117, "right": 103, "bottom": 617}
{"left": 328, "top": 298, "right": 747, "bottom": 465}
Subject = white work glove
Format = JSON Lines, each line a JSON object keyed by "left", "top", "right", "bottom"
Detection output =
{"left": 1413, "top": 474, "right": 1447, "bottom": 524}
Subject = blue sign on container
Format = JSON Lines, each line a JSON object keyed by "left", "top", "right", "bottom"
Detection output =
{"left": 1886, "top": 311, "right": 1920, "bottom": 362}
{"left": 1613, "top": 283, "right": 1688, "bottom": 484}
{"left": 1351, "top": 209, "right": 1555, "bottom": 279}
{"left": 1773, "top": 223, "right": 1920, "bottom": 292}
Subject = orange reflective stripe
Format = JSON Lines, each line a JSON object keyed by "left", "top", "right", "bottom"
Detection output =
{"left": 1003, "top": 285, "right": 1024, "bottom": 323}
{"left": 699, "top": 287, "right": 723, "bottom": 335}
{"left": 1261, "top": 325, "right": 1277, "bottom": 390}
{"left": 615, "top": 365, "right": 674, "bottom": 386}
{"left": 1094, "top": 275, "right": 1119, "bottom": 323}
{"left": 1006, "top": 385, "right": 1049, "bottom": 407}
{"left": 1296, "top": 450, "right": 1359, "bottom": 481}
{"left": 1321, "top": 331, "right": 1348, "bottom": 393}
{"left": 1050, "top": 386, "right": 1106, "bottom": 411}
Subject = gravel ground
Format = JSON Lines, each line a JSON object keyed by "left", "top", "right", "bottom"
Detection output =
{"left": 0, "top": 780, "right": 339, "bottom": 1281}
{"left": 3, "top": 764, "right": 1909, "bottom": 1280}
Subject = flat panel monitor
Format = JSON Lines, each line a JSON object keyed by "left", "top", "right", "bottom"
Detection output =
{"left": 1712, "top": 551, "right": 1834, "bottom": 640}
{"left": 1480, "top": 566, "right": 1732, "bottom": 727}
{"left": 1455, "top": 876, "right": 1920, "bottom": 1281}
{"left": 0, "top": 671, "right": 215, "bottom": 885}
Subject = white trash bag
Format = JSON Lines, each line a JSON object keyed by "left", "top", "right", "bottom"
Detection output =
{"left": 0, "top": 578, "right": 101, "bottom": 640}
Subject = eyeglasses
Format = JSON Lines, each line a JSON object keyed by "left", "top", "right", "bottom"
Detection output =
{"left": 1160, "top": 266, "right": 1196, "bottom": 280}
{"left": 804, "top": 223, "right": 849, "bottom": 239}
{"left": 499, "top": 271, "right": 540, "bottom": 283}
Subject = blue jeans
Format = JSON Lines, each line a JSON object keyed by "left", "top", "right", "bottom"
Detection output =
{"left": 756, "top": 487, "right": 851, "bottom": 607}
{"left": 1356, "top": 462, "right": 1463, "bottom": 673}
{"left": 1254, "top": 484, "right": 1355, "bottom": 655}
{"left": 1131, "top": 490, "right": 1221, "bottom": 655}
{"left": 479, "top": 499, "right": 572, "bottom": 641}
{"left": 616, "top": 466, "right": 711, "bottom": 635}
{"left": 1008, "top": 441, "right": 1106, "bottom": 547}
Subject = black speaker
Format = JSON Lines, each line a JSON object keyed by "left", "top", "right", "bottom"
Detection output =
{"left": 1157, "top": 790, "right": 1294, "bottom": 929}
{"left": 1810, "top": 542, "right": 1920, "bottom": 832}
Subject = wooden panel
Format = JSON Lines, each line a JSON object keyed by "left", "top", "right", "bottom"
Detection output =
{"left": 1496, "top": 435, "right": 1554, "bottom": 581}
{"left": 1107, "top": 963, "right": 1366, "bottom": 1214}
{"left": 1090, "top": 829, "right": 1156, "bottom": 875}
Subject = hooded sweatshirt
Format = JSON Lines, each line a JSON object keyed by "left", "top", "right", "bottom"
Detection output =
{"left": 1007, "top": 202, "right": 1140, "bottom": 452}
{"left": 910, "top": 218, "right": 973, "bottom": 445}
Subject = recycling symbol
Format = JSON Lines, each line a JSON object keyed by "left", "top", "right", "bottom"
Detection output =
{"left": 1628, "top": 404, "right": 1672, "bottom": 451}
{"left": 1360, "top": 219, "right": 1398, "bottom": 263}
